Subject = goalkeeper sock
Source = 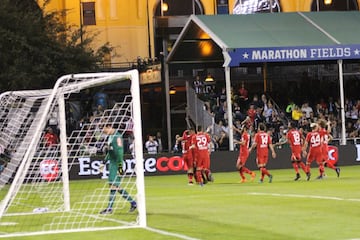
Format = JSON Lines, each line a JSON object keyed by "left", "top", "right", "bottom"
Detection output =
{"left": 108, "top": 189, "right": 117, "bottom": 209}
{"left": 118, "top": 189, "right": 134, "bottom": 202}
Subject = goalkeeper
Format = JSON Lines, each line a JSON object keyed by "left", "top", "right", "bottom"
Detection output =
{"left": 100, "top": 124, "right": 137, "bottom": 214}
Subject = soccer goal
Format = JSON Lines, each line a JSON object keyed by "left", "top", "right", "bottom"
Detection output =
{"left": 0, "top": 70, "right": 146, "bottom": 237}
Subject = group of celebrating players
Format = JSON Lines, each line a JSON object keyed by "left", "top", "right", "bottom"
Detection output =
{"left": 176, "top": 126, "right": 214, "bottom": 186}
{"left": 238, "top": 119, "right": 340, "bottom": 183}
{"left": 178, "top": 118, "right": 340, "bottom": 185}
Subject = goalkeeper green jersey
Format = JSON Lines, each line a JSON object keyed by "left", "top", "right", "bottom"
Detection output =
{"left": 105, "top": 131, "right": 123, "bottom": 185}
{"left": 106, "top": 131, "right": 124, "bottom": 164}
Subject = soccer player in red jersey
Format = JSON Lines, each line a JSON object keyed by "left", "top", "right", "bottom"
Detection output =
{"left": 177, "top": 128, "right": 196, "bottom": 185}
{"left": 318, "top": 119, "right": 340, "bottom": 177}
{"left": 233, "top": 124, "right": 256, "bottom": 183}
{"left": 249, "top": 123, "right": 276, "bottom": 183}
{"left": 286, "top": 121, "right": 309, "bottom": 181}
{"left": 191, "top": 125, "right": 212, "bottom": 186}
{"left": 302, "top": 123, "right": 324, "bottom": 180}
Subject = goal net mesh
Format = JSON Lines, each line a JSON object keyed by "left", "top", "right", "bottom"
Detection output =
{"left": 0, "top": 70, "right": 145, "bottom": 237}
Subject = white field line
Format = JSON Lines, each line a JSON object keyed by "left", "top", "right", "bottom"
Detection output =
{"left": 248, "top": 192, "right": 360, "bottom": 202}
{"left": 145, "top": 226, "right": 201, "bottom": 240}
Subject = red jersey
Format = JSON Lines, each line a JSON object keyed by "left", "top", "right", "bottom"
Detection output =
{"left": 254, "top": 131, "right": 271, "bottom": 156}
{"left": 192, "top": 132, "right": 211, "bottom": 169}
{"left": 239, "top": 132, "right": 250, "bottom": 155}
{"left": 305, "top": 131, "right": 322, "bottom": 150}
{"left": 318, "top": 128, "right": 330, "bottom": 145}
{"left": 238, "top": 131, "right": 250, "bottom": 164}
{"left": 181, "top": 130, "right": 194, "bottom": 154}
{"left": 286, "top": 129, "right": 302, "bottom": 154}
{"left": 305, "top": 131, "right": 323, "bottom": 164}
{"left": 44, "top": 132, "right": 58, "bottom": 147}
{"left": 318, "top": 127, "right": 330, "bottom": 161}
{"left": 247, "top": 108, "right": 256, "bottom": 123}
{"left": 192, "top": 132, "right": 210, "bottom": 154}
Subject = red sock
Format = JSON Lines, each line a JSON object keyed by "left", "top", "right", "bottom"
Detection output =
{"left": 299, "top": 162, "right": 307, "bottom": 173}
{"left": 242, "top": 167, "right": 251, "bottom": 174}
{"left": 325, "top": 160, "right": 336, "bottom": 170}
{"left": 195, "top": 170, "right": 203, "bottom": 184}
{"left": 261, "top": 167, "right": 270, "bottom": 177}
{"left": 239, "top": 169, "right": 245, "bottom": 180}
{"left": 187, "top": 173, "right": 193, "bottom": 182}
{"left": 305, "top": 164, "right": 310, "bottom": 173}
{"left": 292, "top": 162, "right": 299, "bottom": 174}
{"left": 319, "top": 165, "right": 325, "bottom": 176}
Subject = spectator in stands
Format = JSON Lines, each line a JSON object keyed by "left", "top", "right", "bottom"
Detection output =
{"left": 249, "top": 94, "right": 262, "bottom": 109}
{"left": 247, "top": 104, "right": 256, "bottom": 126}
{"left": 233, "top": 102, "right": 245, "bottom": 121}
{"left": 93, "top": 89, "right": 108, "bottom": 110}
{"left": 350, "top": 105, "right": 359, "bottom": 122}
{"left": 314, "top": 103, "right": 325, "bottom": 118}
{"left": 345, "top": 121, "right": 356, "bottom": 137}
{"left": 260, "top": 94, "right": 268, "bottom": 112}
{"left": 238, "top": 81, "right": 248, "bottom": 101}
{"left": 145, "top": 135, "right": 158, "bottom": 154}
{"left": 327, "top": 97, "right": 337, "bottom": 117}
{"left": 214, "top": 101, "right": 227, "bottom": 124}
{"left": 172, "top": 134, "right": 182, "bottom": 153}
{"left": 93, "top": 104, "right": 104, "bottom": 117}
{"left": 155, "top": 131, "right": 163, "bottom": 153}
{"left": 213, "top": 120, "right": 229, "bottom": 139}
{"left": 216, "top": 130, "right": 229, "bottom": 151}
{"left": 291, "top": 105, "right": 303, "bottom": 126}
{"left": 254, "top": 106, "right": 265, "bottom": 131}
{"left": 44, "top": 127, "right": 59, "bottom": 148}
{"left": 301, "top": 101, "right": 313, "bottom": 120}
{"left": 263, "top": 101, "right": 275, "bottom": 124}
{"left": 217, "top": 87, "right": 227, "bottom": 106}
{"left": 193, "top": 75, "right": 203, "bottom": 94}
{"left": 350, "top": 119, "right": 360, "bottom": 138}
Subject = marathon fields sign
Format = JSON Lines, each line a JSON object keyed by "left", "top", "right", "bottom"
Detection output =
{"left": 228, "top": 44, "right": 360, "bottom": 65}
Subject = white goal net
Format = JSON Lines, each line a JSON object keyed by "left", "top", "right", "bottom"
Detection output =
{"left": 0, "top": 70, "right": 146, "bottom": 237}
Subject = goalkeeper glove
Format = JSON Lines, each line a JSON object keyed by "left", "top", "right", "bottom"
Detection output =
{"left": 99, "top": 163, "right": 105, "bottom": 173}
{"left": 118, "top": 165, "right": 124, "bottom": 175}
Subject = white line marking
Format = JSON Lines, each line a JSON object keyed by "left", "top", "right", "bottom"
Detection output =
{"left": 248, "top": 192, "right": 360, "bottom": 202}
{"left": 146, "top": 226, "right": 201, "bottom": 240}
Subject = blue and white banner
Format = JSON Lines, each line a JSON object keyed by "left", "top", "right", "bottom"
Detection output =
{"left": 228, "top": 44, "right": 360, "bottom": 66}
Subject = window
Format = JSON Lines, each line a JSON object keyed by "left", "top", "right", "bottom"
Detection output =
{"left": 82, "top": 2, "right": 96, "bottom": 26}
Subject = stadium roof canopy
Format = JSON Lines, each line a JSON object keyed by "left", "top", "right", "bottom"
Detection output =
{"left": 167, "top": 11, "right": 360, "bottom": 66}
{"left": 167, "top": 11, "right": 360, "bottom": 148}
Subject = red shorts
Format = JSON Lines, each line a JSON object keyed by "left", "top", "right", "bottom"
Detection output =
{"left": 307, "top": 149, "right": 323, "bottom": 165}
{"left": 322, "top": 145, "right": 329, "bottom": 161}
{"left": 291, "top": 152, "right": 301, "bottom": 161}
{"left": 256, "top": 154, "right": 268, "bottom": 167}
{"left": 236, "top": 151, "right": 249, "bottom": 167}
{"left": 195, "top": 152, "right": 210, "bottom": 169}
{"left": 183, "top": 151, "right": 194, "bottom": 169}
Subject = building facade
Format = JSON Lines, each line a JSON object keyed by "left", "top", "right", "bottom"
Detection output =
{"left": 38, "top": 0, "right": 360, "bottom": 65}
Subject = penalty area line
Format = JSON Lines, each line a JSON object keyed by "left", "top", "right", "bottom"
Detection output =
{"left": 145, "top": 226, "right": 201, "bottom": 240}
{"left": 248, "top": 192, "right": 360, "bottom": 202}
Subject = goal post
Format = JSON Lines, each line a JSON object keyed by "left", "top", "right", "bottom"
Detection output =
{"left": 0, "top": 69, "right": 146, "bottom": 237}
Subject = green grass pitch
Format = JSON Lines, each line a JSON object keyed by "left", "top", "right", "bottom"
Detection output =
{"left": 3, "top": 165, "right": 360, "bottom": 240}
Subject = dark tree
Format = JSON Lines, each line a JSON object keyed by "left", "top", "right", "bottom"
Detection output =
{"left": 0, "top": 0, "right": 111, "bottom": 91}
